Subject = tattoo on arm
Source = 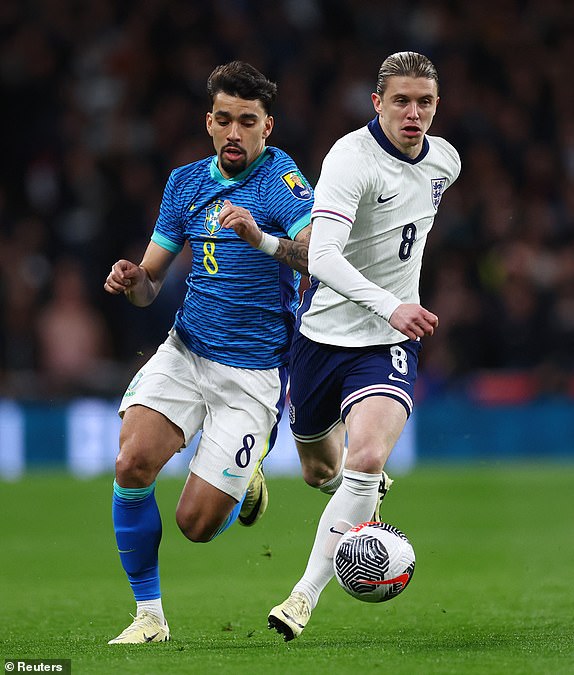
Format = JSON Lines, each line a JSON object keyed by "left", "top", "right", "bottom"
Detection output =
{"left": 273, "top": 230, "right": 310, "bottom": 275}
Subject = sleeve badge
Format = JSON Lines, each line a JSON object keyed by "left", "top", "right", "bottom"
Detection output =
{"left": 281, "top": 170, "right": 312, "bottom": 200}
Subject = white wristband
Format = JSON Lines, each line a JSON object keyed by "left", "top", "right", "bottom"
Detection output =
{"left": 257, "top": 231, "right": 280, "bottom": 256}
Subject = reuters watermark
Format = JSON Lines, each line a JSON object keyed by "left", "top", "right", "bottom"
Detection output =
{"left": 4, "top": 661, "right": 71, "bottom": 674}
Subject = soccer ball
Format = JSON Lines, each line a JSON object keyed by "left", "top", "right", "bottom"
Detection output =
{"left": 333, "top": 522, "right": 415, "bottom": 603}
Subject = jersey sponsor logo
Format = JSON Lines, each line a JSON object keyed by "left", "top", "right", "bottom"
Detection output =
{"left": 388, "top": 373, "right": 410, "bottom": 385}
{"left": 431, "top": 178, "right": 447, "bottom": 209}
{"left": 377, "top": 193, "right": 398, "bottom": 204}
{"left": 281, "top": 170, "right": 312, "bottom": 200}
{"left": 204, "top": 200, "right": 224, "bottom": 235}
{"left": 222, "top": 467, "right": 242, "bottom": 478}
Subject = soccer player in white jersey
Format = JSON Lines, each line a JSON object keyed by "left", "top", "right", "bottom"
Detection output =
{"left": 268, "top": 51, "right": 461, "bottom": 641}
{"left": 104, "top": 61, "right": 313, "bottom": 644}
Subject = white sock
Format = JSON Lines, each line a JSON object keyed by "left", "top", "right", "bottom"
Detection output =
{"left": 136, "top": 599, "right": 165, "bottom": 623}
{"left": 319, "top": 446, "right": 348, "bottom": 495}
{"left": 293, "top": 469, "right": 380, "bottom": 608}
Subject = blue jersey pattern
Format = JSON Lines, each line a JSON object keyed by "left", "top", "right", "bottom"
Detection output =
{"left": 151, "top": 147, "right": 313, "bottom": 369}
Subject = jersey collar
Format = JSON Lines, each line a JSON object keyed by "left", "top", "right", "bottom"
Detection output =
{"left": 368, "top": 117, "right": 429, "bottom": 164}
{"left": 210, "top": 148, "right": 270, "bottom": 184}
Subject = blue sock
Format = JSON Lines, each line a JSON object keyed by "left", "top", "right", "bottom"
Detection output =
{"left": 209, "top": 493, "right": 246, "bottom": 540}
{"left": 112, "top": 480, "right": 162, "bottom": 601}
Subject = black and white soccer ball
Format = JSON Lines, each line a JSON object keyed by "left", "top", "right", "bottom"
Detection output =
{"left": 333, "top": 522, "right": 415, "bottom": 603}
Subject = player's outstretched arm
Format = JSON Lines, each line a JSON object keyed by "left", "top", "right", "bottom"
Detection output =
{"left": 104, "top": 241, "right": 177, "bottom": 307}
{"left": 219, "top": 200, "right": 310, "bottom": 275}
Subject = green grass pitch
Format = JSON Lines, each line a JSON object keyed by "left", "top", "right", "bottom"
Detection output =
{"left": 2, "top": 465, "right": 573, "bottom": 674}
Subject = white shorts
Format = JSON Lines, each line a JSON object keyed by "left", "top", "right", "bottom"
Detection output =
{"left": 119, "top": 330, "right": 287, "bottom": 500}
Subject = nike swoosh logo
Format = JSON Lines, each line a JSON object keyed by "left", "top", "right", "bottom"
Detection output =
{"left": 329, "top": 526, "right": 345, "bottom": 535}
{"left": 388, "top": 373, "right": 409, "bottom": 385}
{"left": 357, "top": 573, "right": 410, "bottom": 591}
{"left": 377, "top": 193, "right": 398, "bottom": 204}
{"left": 222, "top": 467, "right": 242, "bottom": 478}
{"left": 281, "top": 610, "right": 306, "bottom": 629}
{"left": 117, "top": 548, "right": 136, "bottom": 553}
{"left": 239, "top": 483, "right": 264, "bottom": 525}
{"left": 144, "top": 632, "right": 159, "bottom": 642}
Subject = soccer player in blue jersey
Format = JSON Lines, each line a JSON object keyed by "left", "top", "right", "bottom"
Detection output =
{"left": 104, "top": 61, "right": 313, "bottom": 644}
{"left": 268, "top": 51, "right": 461, "bottom": 640}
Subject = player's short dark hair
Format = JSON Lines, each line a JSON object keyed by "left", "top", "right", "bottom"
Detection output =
{"left": 376, "top": 52, "right": 439, "bottom": 95}
{"left": 207, "top": 61, "right": 277, "bottom": 114}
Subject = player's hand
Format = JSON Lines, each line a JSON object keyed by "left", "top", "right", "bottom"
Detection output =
{"left": 389, "top": 303, "right": 439, "bottom": 340}
{"left": 218, "top": 199, "right": 263, "bottom": 249}
{"left": 104, "top": 259, "right": 145, "bottom": 295}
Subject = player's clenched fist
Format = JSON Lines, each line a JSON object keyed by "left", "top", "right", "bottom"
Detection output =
{"left": 104, "top": 259, "right": 145, "bottom": 294}
{"left": 389, "top": 303, "right": 439, "bottom": 340}
{"left": 218, "top": 199, "right": 262, "bottom": 248}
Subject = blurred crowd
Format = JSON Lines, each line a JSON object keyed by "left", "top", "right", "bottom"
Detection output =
{"left": 1, "top": 0, "right": 573, "bottom": 399}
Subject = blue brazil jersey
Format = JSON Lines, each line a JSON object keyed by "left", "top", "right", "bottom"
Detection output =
{"left": 151, "top": 147, "right": 313, "bottom": 369}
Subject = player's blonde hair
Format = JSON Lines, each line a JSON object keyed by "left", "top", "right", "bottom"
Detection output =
{"left": 376, "top": 52, "right": 439, "bottom": 95}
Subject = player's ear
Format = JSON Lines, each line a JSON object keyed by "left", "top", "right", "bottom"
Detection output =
{"left": 262, "top": 115, "right": 274, "bottom": 139}
{"left": 371, "top": 93, "right": 382, "bottom": 115}
{"left": 206, "top": 112, "right": 214, "bottom": 137}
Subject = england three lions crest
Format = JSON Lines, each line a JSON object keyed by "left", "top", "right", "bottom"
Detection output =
{"left": 431, "top": 178, "right": 447, "bottom": 210}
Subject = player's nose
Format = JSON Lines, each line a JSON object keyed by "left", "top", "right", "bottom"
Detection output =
{"left": 227, "top": 121, "right": 241, "bottom": 140}
{"left": 406, "top": 102, "right": 419, "bottom": 119}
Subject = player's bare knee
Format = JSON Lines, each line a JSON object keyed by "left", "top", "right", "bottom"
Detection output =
{"left": 115, "top": 449, "right": 157, "bottom": 486}
{"left": 347, "top": 445, "right": 385, "bottom": 475}
{"left": 175, "top": 508, "right": 199, "bottom": 541}
{"left": 175, "top": 507, "right": 214, "bottom": 543}
{"left": 301, "top": 459, "right": 337, "bottom": 489}
{"left": 176, "top": 520, "right": 207, "bottom": 543}
{"left": 302, "top": 468, "right": 324, "bottom": 488}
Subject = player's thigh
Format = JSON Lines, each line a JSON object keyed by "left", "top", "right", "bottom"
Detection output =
{"left": 345, "top": 395, "right": 407, "bottom": 473}
{"left": 118, "top": 330, "right": 208, "bottom": 447}
{"left": 289, "top": 332, "right": 344, "bottom": 443}
{"left": 190, "top": 360, "right": 285, "bottom": 501}
{"left": 119, "top": 404, "right": 184, "bottom": 469}
{"left": 340, "top": 340, "right": 420, "bottom": 473}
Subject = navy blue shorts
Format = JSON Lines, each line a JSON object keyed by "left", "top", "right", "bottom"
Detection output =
{"left": 288, "top": 332, "right": 421, "bottom": 442}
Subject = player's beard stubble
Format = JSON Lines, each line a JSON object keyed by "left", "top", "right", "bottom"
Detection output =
{"left": 219, "top": 144, "right": 247, "bottom": 177}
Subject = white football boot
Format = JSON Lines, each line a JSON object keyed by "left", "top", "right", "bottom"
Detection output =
{"left": 108, "top": 611, "right": 170, "bottom": 644}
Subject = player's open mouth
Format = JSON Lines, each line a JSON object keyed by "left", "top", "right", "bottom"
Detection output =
{"left": 223, "top": 145, "right": 245, "bottom": 161}
{"left": 402, "top": 126, "right": 421, "bottom": 137}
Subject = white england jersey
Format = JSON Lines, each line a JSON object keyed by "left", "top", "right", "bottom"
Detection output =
{"left": 299, "top": 117, "right": 461, "bottom": 347}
